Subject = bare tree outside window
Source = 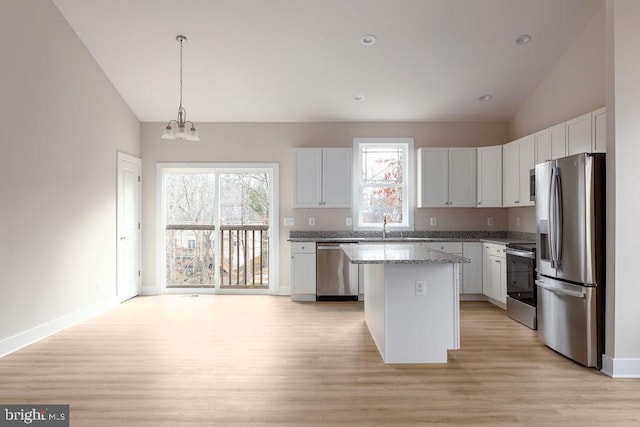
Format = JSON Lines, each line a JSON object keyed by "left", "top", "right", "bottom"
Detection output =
{"left": 165, "top": 173, "right": 216, "bottom": 286}
{"left": 360, "top": 146, "right": 405, "bottom": 225}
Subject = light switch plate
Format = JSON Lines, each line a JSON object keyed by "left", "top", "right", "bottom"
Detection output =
{"left": 308, "top": 217, "right": 316, "bottom": 226}
{"left": 283, "top": 217, "right": 294, "bottom": 227}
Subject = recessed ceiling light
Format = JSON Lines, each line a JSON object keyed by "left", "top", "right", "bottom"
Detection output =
{"left": 354, "top": 94, "right": 365, "bottom": 101}
{"left": 516, "top": 34, "right": 532, "bottom": 45}
{"left": 478, "top": 94, "right": 493, "bottom": 102}
{"left": 360, "top": 34, "right": 377, "bottom": 46}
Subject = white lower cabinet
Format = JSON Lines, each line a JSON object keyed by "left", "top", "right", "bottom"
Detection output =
{"left": 426, "top": 242, "right": 481, "bottom": 295}
{"left": 482, "top": 243, "right": 506, "bottom": 307}
{"left": 290, "top": 242, "right": 316, "bottom": 301}
{"left": 462, "top": 242, "right": 482, "bottom": 294}
{"left": 425, "top": 242, "right": 463, "bottom": 292}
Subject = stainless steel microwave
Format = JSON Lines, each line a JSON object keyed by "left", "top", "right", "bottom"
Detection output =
{"left": 529, "top": 168, "right": 535, "bottom": 201}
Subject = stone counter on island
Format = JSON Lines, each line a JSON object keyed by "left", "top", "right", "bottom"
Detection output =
{"left": 341, "top": 243, "right": 467, "bottom": 364}
{"left": 340, "top": 243, "right": 469, "bottom": 264}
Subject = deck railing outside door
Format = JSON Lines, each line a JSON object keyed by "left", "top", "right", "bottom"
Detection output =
{"left": 220, "top": 225, "right": 269, "bottom": 288}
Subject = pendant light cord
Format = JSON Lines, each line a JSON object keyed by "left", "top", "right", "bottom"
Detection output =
{"left": 179, "top": 37, "right": 184, "bottom": 111}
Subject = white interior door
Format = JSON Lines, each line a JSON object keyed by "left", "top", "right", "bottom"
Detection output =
{"left": 117, "top": 152, "right": 142, "bottom": 302}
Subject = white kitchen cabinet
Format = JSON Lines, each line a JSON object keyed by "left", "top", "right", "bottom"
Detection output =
{"left": 592, "top": 107, "right": 606, "bottom": 153}
{"left": 502, "top": 135, "right": 534, "bottom": 207}
{"left": 426, "top": 242, "right": 463, "bottom": 293}
{"left": 417, "top": 147, "right": 476, "bottom": 208}
{"left": 290, "top": 242, "right": 316, "bottom": 301}
{"left": 293, "top": 148, "right": 351, "bottom": 208}
{"left": 566, "top": 112, "right": 592, "bottom": 157}
{"left": 482, "top": 243, "right": 506, "bottom": 307}
{"left": 462, "top": 242, "right": 482, "bottom": 294}
{"left": 502, "top": 141, "right": 519, "bottom": 207}
{"left": 476, "top": 145, "right": 502, "bottom": 207}
{"left": 535, "top": 122, "right": 566, "bottom": 164}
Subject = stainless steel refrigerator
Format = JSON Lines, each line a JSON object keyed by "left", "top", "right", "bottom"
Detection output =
{"left": 535, "top": 152, "right": 606, "bottom": 368}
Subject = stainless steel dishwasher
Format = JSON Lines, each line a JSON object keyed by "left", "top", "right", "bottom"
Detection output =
{"left": 316, "top": 242, "right": 358, "bottom": 301}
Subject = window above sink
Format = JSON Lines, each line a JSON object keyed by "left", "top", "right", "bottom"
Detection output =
{"left": 353, "top": 138, "right": 415, "bottom": 231}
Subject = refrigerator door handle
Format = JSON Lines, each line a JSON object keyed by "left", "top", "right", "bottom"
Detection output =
{"left": 536, "top": 280, "right": 585, "bottom": 298}
{"left": 549, "top": 167, "right": 563, "bottom": 269}
{"left": 554, "top": 168, "right": 563, "bottom": 267}
{"left": 548, "top": 167, "right": 557, "bottom": 268}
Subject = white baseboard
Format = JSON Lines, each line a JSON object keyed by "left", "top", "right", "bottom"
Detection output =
{"left": 460, "top": 293, "right": 487, "bottom": 301}
{"left": 0, "top": 298, "right": 119, "bottom": 359}
{"left": 290, "top": 293, "right": 315, "bottom": 302}
{"left": 142, "top": 285, "right": 161, "bottom": 295}
{"left": 276, "top": 286, "right": 291, "bottom": 296}
{"left": 601, "top": 354, "right": 640, "bottom": 378}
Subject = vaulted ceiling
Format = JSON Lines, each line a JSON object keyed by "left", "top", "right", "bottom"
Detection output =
{"left": 53, "top": 0, "right": 602, "bottom": 123}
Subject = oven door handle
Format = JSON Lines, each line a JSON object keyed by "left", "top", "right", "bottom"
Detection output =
{"left": 505, "top": 248, "right": 536, "bottom": 259}
{"left": 535, "top": 280, "right": 585, "bottom": 298}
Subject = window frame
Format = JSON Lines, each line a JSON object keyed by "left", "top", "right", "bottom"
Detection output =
{"left": 352, "top": 138, "right": 415, "bottom": 231}
{"left": 156, "top": 162, "right": 280, "bottom": 295}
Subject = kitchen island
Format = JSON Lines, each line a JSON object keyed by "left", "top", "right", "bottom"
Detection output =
{"left": 341, "top": 243, "right": 468, "bottom": 364}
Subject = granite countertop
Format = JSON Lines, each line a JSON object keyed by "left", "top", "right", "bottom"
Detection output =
{"left": 340, "top": 243, "right": 470, "bottom": 264}
{"left": 289, "top": 230, "right": 535, "bottom": 247}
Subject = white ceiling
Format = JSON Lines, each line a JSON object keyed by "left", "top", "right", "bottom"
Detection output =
{"left": 52, "top": 0, "right": 602, "bottom": 123}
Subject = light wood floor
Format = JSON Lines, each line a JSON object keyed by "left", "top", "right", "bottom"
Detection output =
{"left": 1, "top": 296, "right": 639, "bottom": 426}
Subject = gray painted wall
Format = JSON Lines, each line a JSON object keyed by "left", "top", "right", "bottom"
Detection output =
{"left": 0, "top": 1, "right": 141, "bottom": 343}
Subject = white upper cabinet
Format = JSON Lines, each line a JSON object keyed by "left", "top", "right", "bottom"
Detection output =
{"left": 293, "top": 149, "right": 322, "bottom": 206}
{"left": 449, "top": 148, "right": 477, "bottom": 207}
{"left": 518, "top": 135, "right": 534, "bottom": 207}
{"left": 550, "top": 123, "right": 568, "bottom": 160}
{"left": 417, "top": 147, "right": 476, "bottom": 208}
{"left": 293, "top": 148, "right": 351, "bottom": 208}
{"left": 322, "top": 148, "right": 352, "bottom": 206}
{"left": 535, "top": 122, "right": 566, "bottom": 164}
{"left": 592, "top": 107, "right": 606, "bottom": 153}
{"left": 476, "top": 145, "right": 502, "bottom": 207}
{"left": 502, "top": 135, "right": 534, "bottom": 207}
{"left": 566, "top": 112, "right": 592, "bottom": 156}
{"left": 417, "top": 147, "right": 448, "bottom": 207}
{"left": 502, "top": 141, "right": 519, "bottom": 207}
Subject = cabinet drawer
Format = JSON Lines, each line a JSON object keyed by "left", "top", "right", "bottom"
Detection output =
{"left": 291, "top": 242, "right": 316, "bottom": 254}
{"left": 426, "top": 241, "right": 463, "bottom": 254}
{"left": 483, "top": 243, "right": 505, "bottom": 258}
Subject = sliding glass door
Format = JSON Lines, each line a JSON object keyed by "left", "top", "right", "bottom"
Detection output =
{"left": 159, "top": 164, "right": 278, "bottom": 293}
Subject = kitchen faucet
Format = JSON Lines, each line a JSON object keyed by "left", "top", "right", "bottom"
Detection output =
{"left": 383, "top": 214, "right": 388, "bottom": 239}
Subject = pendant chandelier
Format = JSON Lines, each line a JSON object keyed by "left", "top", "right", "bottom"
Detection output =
{"left": 161, "top": 35, "right": 199, "bottom": 141}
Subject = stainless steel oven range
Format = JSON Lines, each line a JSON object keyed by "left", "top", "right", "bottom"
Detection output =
{"left": 505, "top": 243, "right": 537, "bottom": 329}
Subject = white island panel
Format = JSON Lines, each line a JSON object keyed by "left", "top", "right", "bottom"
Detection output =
{"left": 384, "top": 263, "right": 458, "bottom": 363}
{"left": 363, "top": 264, "right": 386, "bottom": 360}
{"left": 354, "top": 242, "right": 463, "bottom": 364}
